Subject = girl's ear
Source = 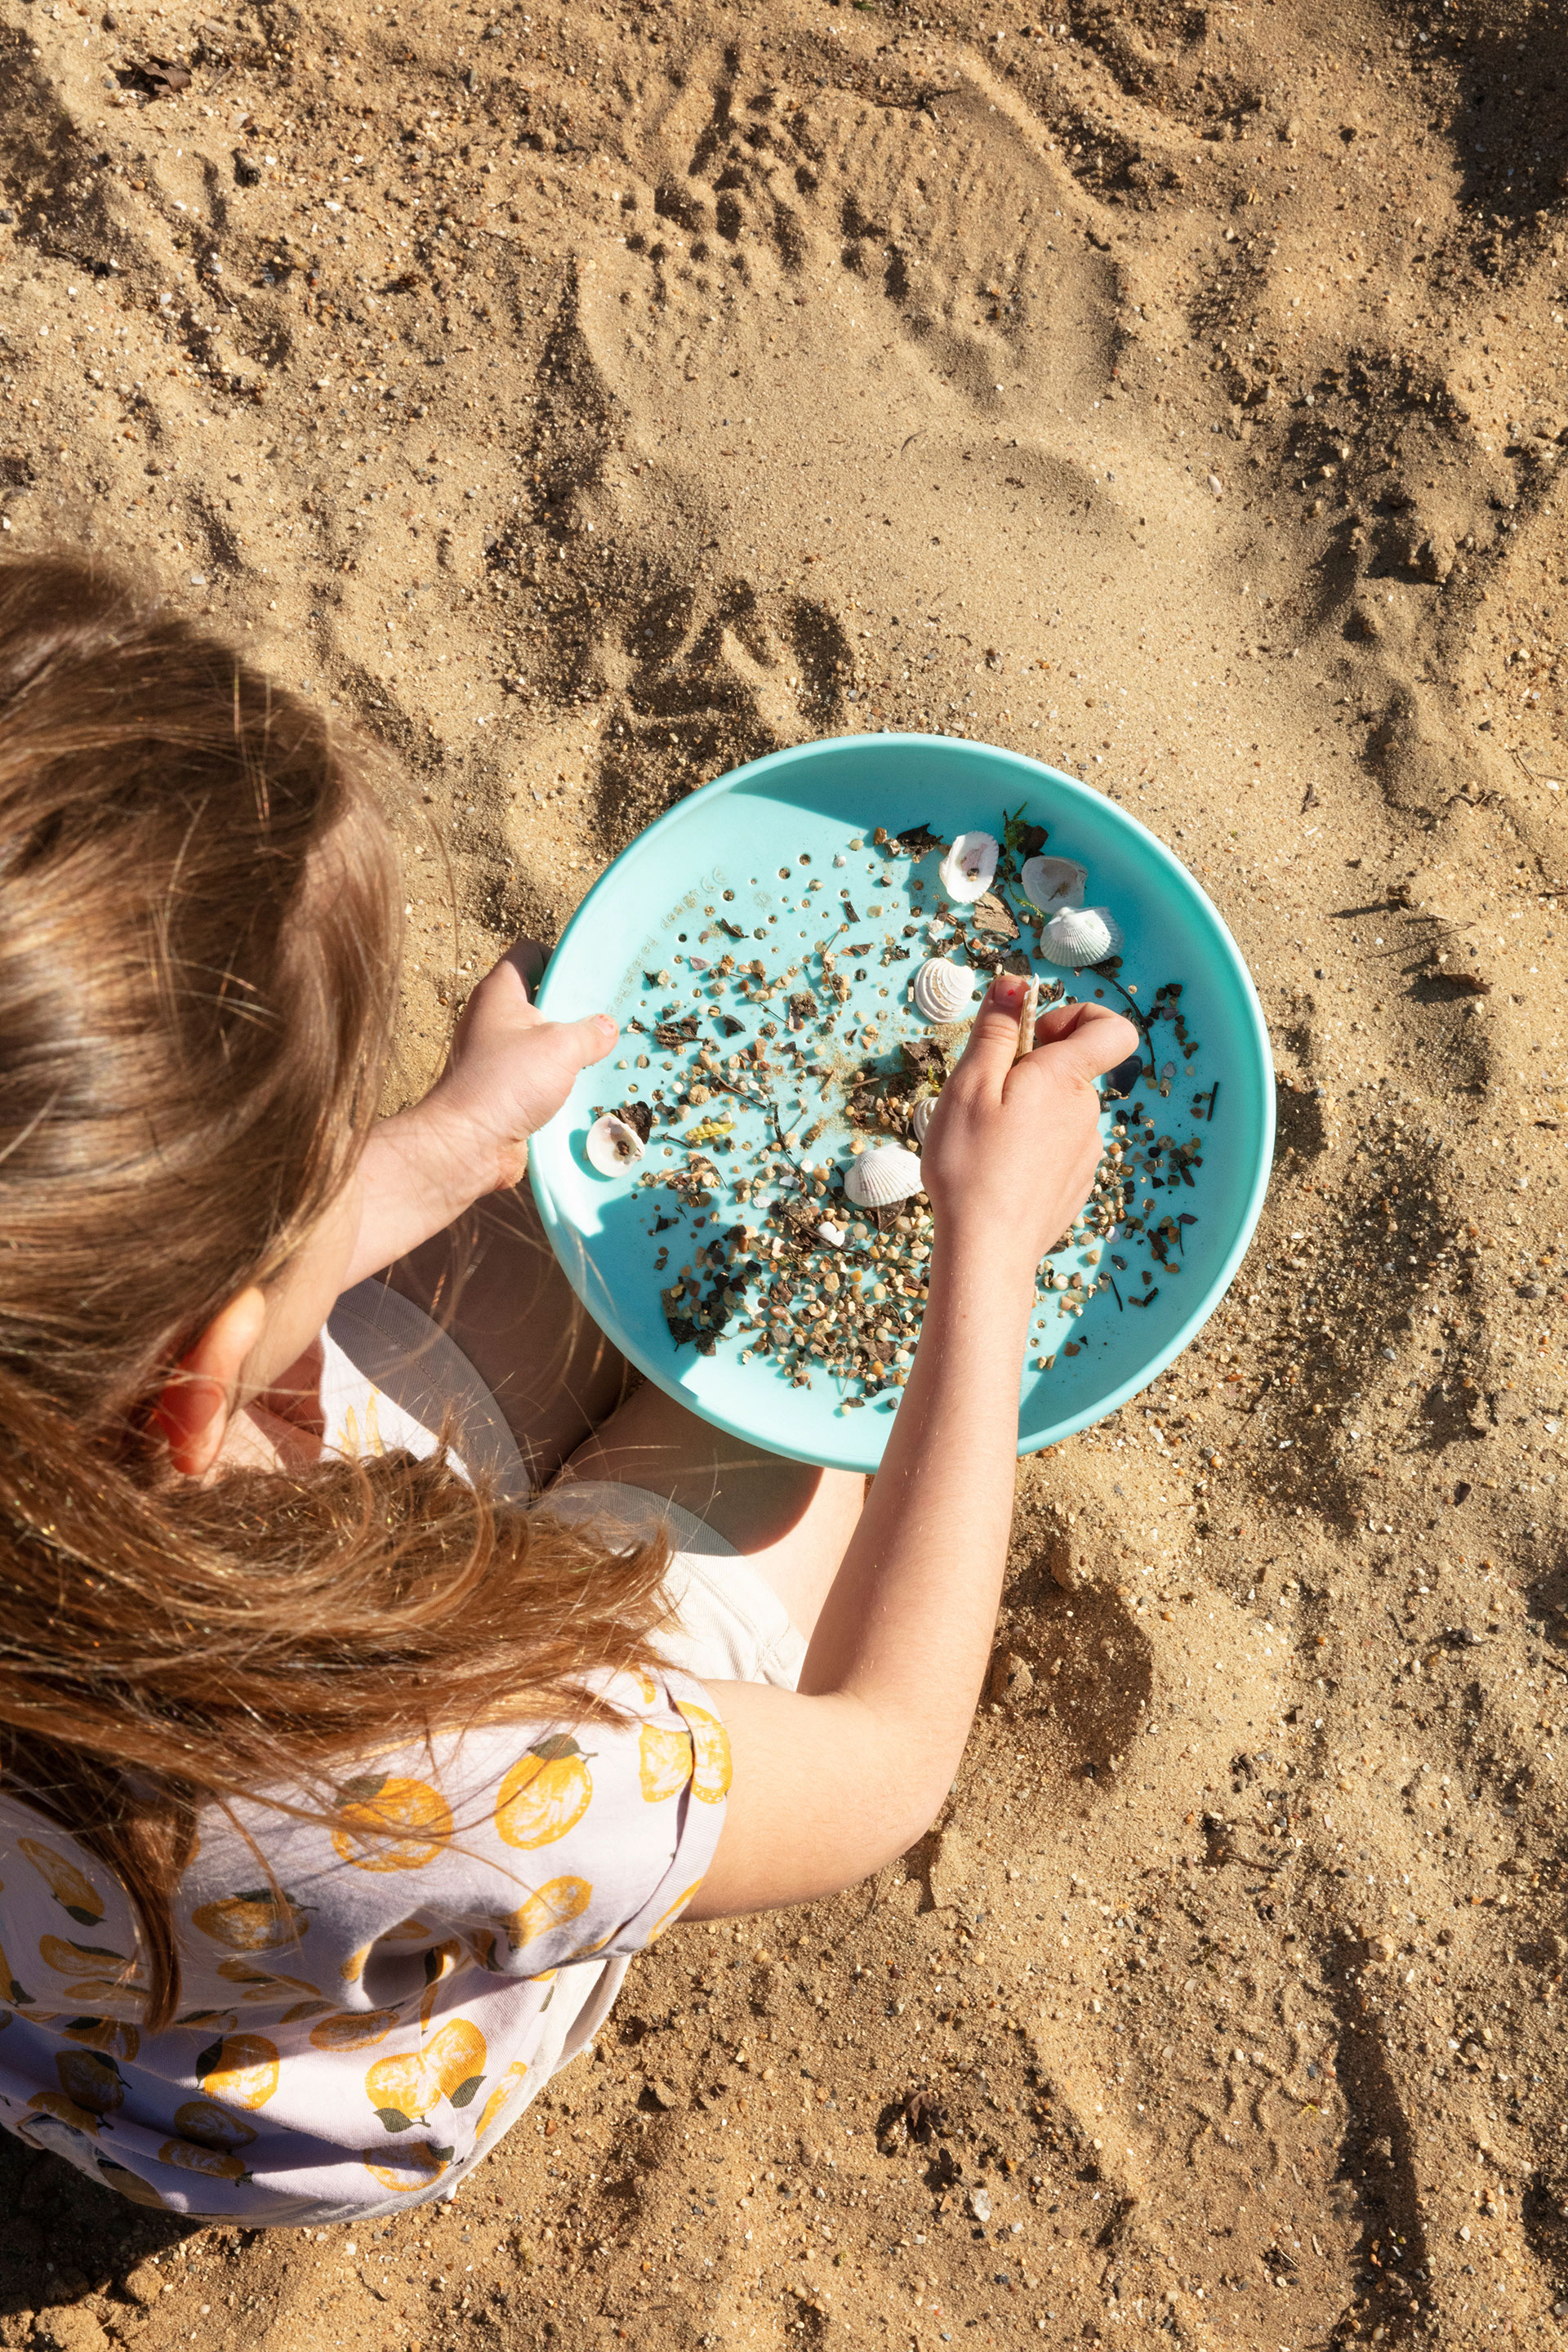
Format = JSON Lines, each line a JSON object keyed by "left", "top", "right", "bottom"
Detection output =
{"left": 154, "top": 1287, "right": 270, "bottom": 1478}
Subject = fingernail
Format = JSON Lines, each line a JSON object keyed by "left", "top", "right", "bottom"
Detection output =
{"left": 993, "top": 973, "right": 1024, "bottom": 1008}
{"left": 595, "top": 1013, "right": 617, "bottom": 1036}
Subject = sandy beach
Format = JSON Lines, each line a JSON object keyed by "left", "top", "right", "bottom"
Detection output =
{"left": 2, "top": 0, "right": 1567, "bottom": 2345}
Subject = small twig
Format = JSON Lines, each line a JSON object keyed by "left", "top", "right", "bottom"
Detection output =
{"left": 1094, "top": 964, "right": 1153, "bottom": 1044}
{"left": 1013, "top": 976, "right": 1040, "bottom": 1062}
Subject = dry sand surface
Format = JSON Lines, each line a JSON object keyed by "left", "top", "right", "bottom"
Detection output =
{"left": 6, "top": 0, "right": 1568, "bottom": 2345}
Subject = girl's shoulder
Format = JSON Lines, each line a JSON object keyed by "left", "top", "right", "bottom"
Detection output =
{"left": 177, "top": 1659, "right": 732, "bottom": 2016}
{"left": 0, "top": 1660, "right": 732, "bottom": 2035}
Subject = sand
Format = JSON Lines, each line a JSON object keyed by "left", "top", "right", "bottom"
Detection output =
{"left": 3, "top": 0, "right": 1568, "bottom": 2345}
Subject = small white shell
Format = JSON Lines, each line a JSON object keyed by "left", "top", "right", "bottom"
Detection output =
{"left": 816, "top": 1218, "right": 848, "bottom": 1249}
{"left": 938, "top": 831, "right": 999, "bottom": 904}
{"left": 844, "top": 1143, "right": 924, "bottom": 1209}
{"left": 585, "top": 1113, "right": 646, "bottom": 1174}
{"left": 912, "top": 955, "right": 977, "bottom": 1022}
{"left": 910, "top": 1094, "right": 938, "bottom": 1145}
{"left": 1020, "top": 854, "right": 1088, "bottom": 913}
{"left": 1039, "top": 905, "right": 1125, "bottom": 968}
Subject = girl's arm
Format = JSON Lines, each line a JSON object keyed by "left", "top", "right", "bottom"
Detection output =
{"left": 345, "top": 946, "right": 617, "bottom": 1289}
{"left": 683, "top": 977, "right": 1137, "bottom": 1918}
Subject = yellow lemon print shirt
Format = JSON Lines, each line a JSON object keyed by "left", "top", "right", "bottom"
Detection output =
{"left": 0, "top": 1656, "right": 728, "bottom": 2223}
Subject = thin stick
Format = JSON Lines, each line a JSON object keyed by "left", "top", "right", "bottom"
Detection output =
{"left": 1013, "top": 976, "right": 1040, "bottom": 1062}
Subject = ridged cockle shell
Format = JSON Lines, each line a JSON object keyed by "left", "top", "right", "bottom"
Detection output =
{"left": 1020, "top": 854, "right": 1088, "bottom": 913}
{"left": 1039, "top": 905, "right": 1125, "bottom": 968}
{"left": 910, "top": 1094, "right": 939, "bottom": 1145}
{"left": 585, "top": 1113, "right": 646, "bottom": 1174}
{"left": 844, "top": 1143, "right": 924, "bottom": 1209}
{"left": 911, "top": 955, "right": 977, "bottom": 1022}
{"left": 938, "top": 831, "right": 999, "bottom": 904}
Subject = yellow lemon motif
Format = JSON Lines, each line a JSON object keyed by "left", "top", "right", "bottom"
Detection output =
{"left": 18, "top": 1838, "right": 105, "bottom": 1927}
{"left": 56, "top": 2048, "right": 124, "bottom": 2115}
{"left": 360, "top": 2142, "right": 448, "bottom": 2194}
{"left": 96, "top": 2158, "right": 171, "bottom": 2209}
{"left": 365, "top": 2018, "right": 486, "bottom": 2132}
{"left": 190, "top": 1889, "right": 309, "bottom": 1953}
{"left": 638, "top": 1723, "right": 691, "bottom": 1806}
{"left": 632, "top": 1667, "right": 658, "bottom": 1704}
{"left": 309, "top": 2007, "right": 403, "bottom": 2053}
{"left": 474, "top": 2060, "right": 530, "bottom": 2140}
{"left": 60, "top": 2017, "right": 140, "bottom": 2063}
{"left": 172, "top": 2100, "right": 257, "bottom": 2151}
{"left": 647, "top": 1880, "right": 705, "bottom": 1943}
{"left": 27, "top": 2090, "right": 101, "bottom": 2138}
{"left": 0, "top": 1934, "right": 33, "bottom": 2007}
{"left": 364, "top": 2050, "right": 435, "bottom": 2130}
{"left": 38, "top": 1934, "right": 131, "bottom": 1983}
{"left": 198, "top": 2033, "right": 280, "bottom": 2110}
{"left": 158, "top": 2140, "right": 248, "bottom": 2180}
{"left": 329, "top": 1775, "right": 453, "bottom": 1874}
{"left": 502, "top": 1877, "right": 592, "bottom": 1955}
{"left": 495, "top": 1737, "right": 592, "bottom": 1851}
{"left": 675, "top": 1702, "right": 733, "bottom": 1804}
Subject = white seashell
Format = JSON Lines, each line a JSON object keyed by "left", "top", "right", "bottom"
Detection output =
{"left": 816, "top": 1218, "right": 848, "bottom": 1249}
{"left": 844, "top": 1143, "right": 924, "bottom": 1209}
{"left": 910, "top": 1094, "right": 939, "bottom": 1145}
{"left": 938, "top": 831, "right": 999, "bottom": 903}
{"left": 1038, "top": 905, "right": 1125, "bottom": 968}
{"left": 585, "top": 1113, "right": 646, "bottom": 1175}
{"left": 912, "top": 955, "right": 977, "bottom": 1022}
{"left": 1020, "top": 854, "right": 1088, "bottom": 913}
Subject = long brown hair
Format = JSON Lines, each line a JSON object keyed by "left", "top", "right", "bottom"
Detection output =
{"left": 0, "top": 557, "right": 666, "bottom": 2029}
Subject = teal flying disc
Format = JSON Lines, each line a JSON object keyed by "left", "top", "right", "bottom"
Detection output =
{"left": 529, "top": 733, "right": 1272, "bottom": 1475}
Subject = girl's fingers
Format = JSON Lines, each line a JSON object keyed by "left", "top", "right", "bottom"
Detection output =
{"left": 953, "top": 972, "right": 1035, "bottom": 1094}
{"left": 501, "top": 936, "right": 549, "bottom": 996}
{"left": 1033, "top": 998, "right": 1088, "bottom": 1046}
{"left": 1025, "top": 1003, "right": 1140, "bottom": 1085}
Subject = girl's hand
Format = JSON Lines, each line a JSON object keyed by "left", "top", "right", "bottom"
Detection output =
{"left": 344, "top": 945, "right": 617, "bottom": 1286}
{"left": 918, "top": 972, "right": 1138, "bottom": 1278}
{"left": 420, "top": 942, "right": 617, "bottom": 1194}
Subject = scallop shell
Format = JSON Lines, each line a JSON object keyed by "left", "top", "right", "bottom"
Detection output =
{"left": 844, "top": 1143, "right": 924, "bottom": 1209}
{"left": 912, "top": 955, "right": 977, "bottom": 1022}
{"left": 1020, "top": 854, "right": 1088, "bottom": 913}
{"left": 909, "top": 1094, "right": 939, "bottom": 1145}
{"left": 1038, "top": 905, "right": 1125, "bottom": 968}
{"left": 585, "top": 1113, "right": 646, "bottom": 1175}
{"left": 938, "top": 831, "right": 999, "bottom": 904}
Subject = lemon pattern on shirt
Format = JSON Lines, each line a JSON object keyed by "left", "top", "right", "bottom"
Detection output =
{"left": 0, "top": 1658, "right": 726, "bottom": 2221}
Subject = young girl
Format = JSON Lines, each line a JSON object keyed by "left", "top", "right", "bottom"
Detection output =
{"left": 0, "top": 555, "right": 1134, "bottom": 2224}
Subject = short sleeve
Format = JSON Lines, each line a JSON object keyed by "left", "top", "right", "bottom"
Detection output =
{"left": 229, "top": 1664, "right": 733, "bottom": 2011}
{"left": 427, "top": 1663, "right": 730, "bottom": 1976}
